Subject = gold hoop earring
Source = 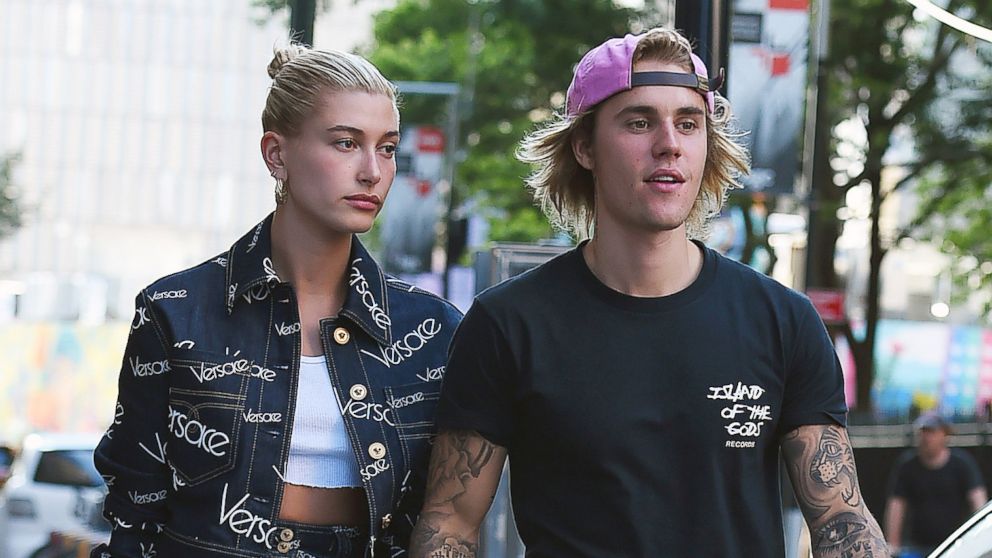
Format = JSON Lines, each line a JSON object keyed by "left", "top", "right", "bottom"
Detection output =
{"left": 274, "top": 177, "right": 288, "bottom": 205}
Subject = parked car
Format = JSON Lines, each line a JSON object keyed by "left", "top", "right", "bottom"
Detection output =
{"left": 0, "top": 432, "right": 106, "bottom": 558}
{"left": 927, "top": 500, "right": 992, "bottom": 558}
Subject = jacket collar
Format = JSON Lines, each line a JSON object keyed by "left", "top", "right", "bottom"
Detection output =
{"left": 224, "top": 213, "right": 393, "bottom": 346}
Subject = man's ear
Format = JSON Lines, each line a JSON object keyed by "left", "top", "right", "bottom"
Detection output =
{"left": 571, "top": 126, "right": 594, "bottom": 171}
{"left": 261, "top": 131, "right": 287, "bottom": 178}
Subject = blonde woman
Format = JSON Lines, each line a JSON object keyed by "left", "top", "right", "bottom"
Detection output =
{"left": 94, "top": 45, "right": 461, "bottom": 558}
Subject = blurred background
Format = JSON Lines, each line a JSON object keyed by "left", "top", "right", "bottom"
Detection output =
{"left": 0, "top": 0, "right": 990, "bottom": 556}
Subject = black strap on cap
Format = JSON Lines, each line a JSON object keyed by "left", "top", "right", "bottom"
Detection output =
{"left": 631, "top": 68, "right": 725, "bottom": 93}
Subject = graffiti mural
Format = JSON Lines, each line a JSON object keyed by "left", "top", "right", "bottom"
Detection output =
{"left": 872, "top": 320, "right": 992, "bottom": 418}
{"left": 0, "top": 322, "right": 128, "bottom": 442}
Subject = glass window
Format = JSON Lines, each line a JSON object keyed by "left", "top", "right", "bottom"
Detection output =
{"left": 33, "top": 449, "right": 102, "bottom": 487}
{"left": 0, "top": 446, "right": 14, "bottom": 468}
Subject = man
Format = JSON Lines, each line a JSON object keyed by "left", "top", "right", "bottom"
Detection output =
{"left": 411, "top": 28, "right": 887, "bottom": 557}
{"left": 885, "top": 413, "right": 987, "bottom": 555}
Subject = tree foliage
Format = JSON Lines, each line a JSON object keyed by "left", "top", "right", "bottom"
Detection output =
{"left": 813, "top": 0, "right": 992, "bottom": 412}
{"left": 911, "top": 32, "right": 992, "bottom": 320}
{"left": 366, "top": 0, "right": 639, "bottom": 242}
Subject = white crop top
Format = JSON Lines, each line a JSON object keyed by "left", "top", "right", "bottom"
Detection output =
{"left": 285, "top": 355, "right": 362, "bottom": 488}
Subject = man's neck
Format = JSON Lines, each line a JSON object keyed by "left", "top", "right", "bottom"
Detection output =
{"left": 583, "top": 226, "right": 703, "bottom": 297}
{"left": 919, "top": 447, "right": 951, "bottom": 469}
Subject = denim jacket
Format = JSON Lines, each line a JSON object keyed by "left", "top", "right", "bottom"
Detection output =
{"left": 92, "top": 214, "right": 462, "bottom": 558}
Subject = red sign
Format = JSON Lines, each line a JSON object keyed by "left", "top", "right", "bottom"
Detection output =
{"left": 807, "top": 289, "right": 846, "bottom": 324}
{"left": 415, "top": 180, "right": 431, "bottom": 197}
{"left": 416, "top": 127, "right": 445, "bottom": 153}
{"left": 769, "top": 0, "right": 808, "bottom": 9}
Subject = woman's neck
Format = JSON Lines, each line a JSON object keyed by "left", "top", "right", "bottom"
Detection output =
{"left": 269, "top": 209, "right": 353, "bottom": 296}
{"left": 270, "top": 210, "right": 353, "bottom": 357}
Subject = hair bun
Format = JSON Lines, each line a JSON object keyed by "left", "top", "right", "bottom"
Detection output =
{"left": 268, "top": 43, "right": 308, "bottom": 79}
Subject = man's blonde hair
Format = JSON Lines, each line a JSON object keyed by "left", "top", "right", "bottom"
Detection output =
{"left": 517, "top": 28, "right": 750, "bottom": 239}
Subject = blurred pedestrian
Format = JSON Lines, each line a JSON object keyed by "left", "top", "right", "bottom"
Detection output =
{"left": 409, "top": 27, "right": 887, "bottom": 558}
{"left": 885, "top": 413, "right": 987, "bottom": 556}
{"left": 92, "top": 43, "right": 461, "bottom": 558}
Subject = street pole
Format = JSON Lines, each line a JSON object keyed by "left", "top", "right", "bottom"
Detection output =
{"left": 392, "top": 81, "right": 461, "bottom": 297}
{"left": 289, "top": 0, "right": 317, "bottom": 46}
{"left": 674, "top": 0, "right": 730, "bottom": 78}
{"left": 801, "top": 0, "right": 835, "bottom": 291}
{"left": 675, "top": 2, "right": 711, "bottom": 61}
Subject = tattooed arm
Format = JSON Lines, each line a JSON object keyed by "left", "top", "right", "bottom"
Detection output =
{"left": 781, "top": 424, "right": 889, "bottom": 558}
{"left": 409, "top": 429, "right": 507, "bottom": 558}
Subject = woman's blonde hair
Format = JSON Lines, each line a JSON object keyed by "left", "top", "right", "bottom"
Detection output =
{"left": 262, "top": 42, "right": 398, "bottom": 136}
{"left": 518, "top": 28, "right": 750, "bottom": 240}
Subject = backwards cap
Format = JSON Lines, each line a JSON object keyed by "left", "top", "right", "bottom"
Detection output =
{"left": 565, "top": 30, "right": 724, "bottom": 117}
{"left": 913, "top": 412, "right": 952, "bottom": 433}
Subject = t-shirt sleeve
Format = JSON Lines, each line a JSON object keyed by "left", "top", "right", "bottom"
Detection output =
{"left": 435, "top": 301, "right": 516, "bottom": 448}
{"left": 958, "top": 450, "right": 986, "bottom": 492}
{"left": 888, "top": 451, "right": 915, "bottom": 499}
{"left": 777, "top": 297, "right": 848, "bottom": 437}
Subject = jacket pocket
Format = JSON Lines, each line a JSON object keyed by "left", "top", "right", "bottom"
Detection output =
{"left": 383, "top": 381, "right": 441, "bottom": 470}
{"left": 168, "top": 348, "right": 259, "bottom": 395}
{"left": 166, "top": 387, "right": 245, "bottom": 486}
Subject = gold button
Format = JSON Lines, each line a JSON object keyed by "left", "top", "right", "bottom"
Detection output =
{"left": 279, "top": 528, "right": 294, "bottom": 542}
{"left": 333, "top": 327, "right": 350, "bottom": 345}
{"left": 349, "top": 384, "right": 368, "bottom": 401}
{"left": 368, "top": 442, "right": 386, "bottom": 459}
{"left": 381, "top": 514, "right": 392, "bottom": 529}
{"left": 277, "top": 541, "right": 291, "bottom": 553}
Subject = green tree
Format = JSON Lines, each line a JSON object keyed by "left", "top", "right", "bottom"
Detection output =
{"left": 808, "top": 0, "right": 992, "bottom": 414}
{"left": 367, "top": 0, "right": 639, "bottom": 242}
{"left": 0, "top": 153, "right": 22, "bottom": 240}
{"left": 913, "top": 79, "right": 992, "bottom": 319}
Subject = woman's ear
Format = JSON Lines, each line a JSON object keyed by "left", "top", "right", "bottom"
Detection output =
{"left": 571, "top": 126, "right": 594, "bottom": 171}
{"left": 261, "top": 131, "right": 286, "bottom": 178}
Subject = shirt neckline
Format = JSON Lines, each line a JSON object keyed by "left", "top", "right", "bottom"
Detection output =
{"left": 570, "top": 238, "right": 716, "bottom": 314}
{"left": 299, "top": 354, "right": 327, "bottom": 365}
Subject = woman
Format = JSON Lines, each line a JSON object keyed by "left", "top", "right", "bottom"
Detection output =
{"left": 92, "top": 44, "right": 462, "bottom": 558}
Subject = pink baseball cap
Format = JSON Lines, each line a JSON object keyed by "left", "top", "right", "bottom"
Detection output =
{"left": 565, "top": 31, "right": 724, "bottom": 117}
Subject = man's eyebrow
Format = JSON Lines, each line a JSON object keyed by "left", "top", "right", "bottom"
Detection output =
{"left": 675, "top": 106, "right": 705, "bottom": 117}
{"left": 614, "top": 104, "right": 706, "bottom": 118}
{"left": 615, "top": 105, "right": 658, "bottom": 118}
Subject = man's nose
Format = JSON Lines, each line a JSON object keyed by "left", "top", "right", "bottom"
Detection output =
{"left": 652, "top": 122, "right": 683, "bottom": 159}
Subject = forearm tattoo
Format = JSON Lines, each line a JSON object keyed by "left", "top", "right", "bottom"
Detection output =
{"left": 782, "top": 425, "right": 889, "bottom": 558}
{"left": 809, "top": 426, "right": 861, "bottom": 508}
{"left": 410, "top": 430, "right": 499, "bottom": 558}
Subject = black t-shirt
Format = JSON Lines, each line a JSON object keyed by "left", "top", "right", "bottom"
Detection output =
{"left": 890, "top": 448, "right": 985, "bottom": 547}
{"left": 437, "top": 242, "right": 847, "bottom": 557}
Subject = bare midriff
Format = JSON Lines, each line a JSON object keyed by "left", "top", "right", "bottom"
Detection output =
{"left": 278, "top": 484, "right": 369, "bottom": 529}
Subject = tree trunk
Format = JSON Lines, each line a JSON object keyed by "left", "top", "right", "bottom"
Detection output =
{"left": 848, "top": 159, "right": 887, "bottom": 416}
{"left": 806, "top": 196, "right": 842, "bottom": 290}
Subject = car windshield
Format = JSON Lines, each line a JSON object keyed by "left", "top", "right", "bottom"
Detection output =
{"left": 33, "top": 449, "right": 102, "bottom": 488}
